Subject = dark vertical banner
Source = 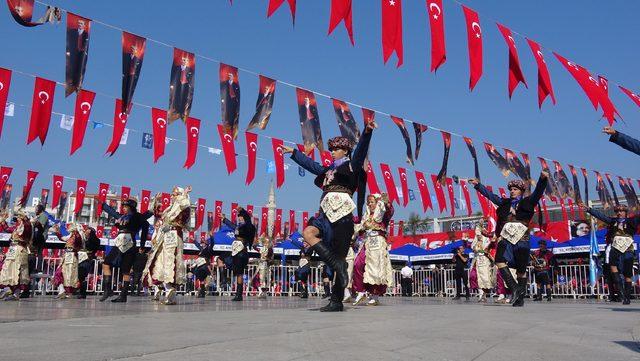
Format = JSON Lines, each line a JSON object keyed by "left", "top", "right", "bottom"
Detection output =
{"left": 520, "top": 152, "right": 532, "bottom": 185}
{"left": 390, "top": 116, "right": 413, "bottom": 165}
{"left": 552, "top": 161, "right": 573, "bottom": 200}
{"left": 413, "top": 122, "right": 428, "bottom": 160}
{"left": 168, "top": 48, "right": 195, "bottom": 123}
{"left": 567, "top": 165, "right": 582, "bottom": 203}
{"left": 483, "top": 142, "right": 510, "bottom": 177}
{"left": 295, "top": 88, "right": 323, "bottom": 154}
{"left": 7, "top": 0, "right": 57, "bottom": 27}
{"left": 436, "top": 131, "right": 451, "bottom": 184}
{"left": 247, "top": 75, "right": 276, "bottom": 131}
{"left": 40, "top": 188, "right": 49, "bottom": 207}
{"left": 219, "top": 63, "right": 240, "bottom": 139}
{"left": 57, "top": 192, "right": 68, "bottom": 219}
{"left": 594, "top": 171, "right": 613, "bottom": 209}
{"left": 65, "top": 13, "right": 91, "bottom": 97}
{"left": 463, "top": 137, "right": 480, "bottom": 180}
{"left": 618, "top": 177, "right": 640, "bottom": 211}
{"left": 1, "top": 184, "right": 12, "bottom": 210}
{"left": 604, "top": 173, "right": 620, "bottom": 206}
{"left": 504, "top": 148, "right": 529, "bottom": 184}
{"left": 361, "top": 107, "right": 375, "bottom": 127}
{"left": 207, "top": 211, "right": 214, "bottom": 232}
{"left": 121, "top": 32, "right": 146, "bottom": 112}
{"left": 331, "top": 98, "right": 360, "bottom": 144}
{"left": 581, "top": 168, "right": 589, "bottom": 204}
{"left": 538, "top": 158, "right": 561, "bottom": 201}
{"left": 626, "top": 177, "right": 640, "bottom": 211}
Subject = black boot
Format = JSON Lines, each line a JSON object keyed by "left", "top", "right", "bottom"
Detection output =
{"left": 607, "top": 272, "right": 618, "bottom": 301}
{"left": 533, "top": 287, "right": 542, "bottom": 301}
{"left": 299, "top": 284, "right": 308, "bottom": 299}
{"left": 322, "top": 283, "right": 331, "bottom": 299}
{"left": 311, "top": 242, "right": 349, "bottom": 289}
{"left": 197, "top": 284, "right": 206, "bottom": 298}
{"left": 498, "top": 268, "right": 523, "bottom": 306}
{"left": 232, "top": 284, "right": 243, "bottom": 301}
{"left": 99, "top": 276, "right": 113, "bottom": 302}
{"left": 612, "top": 272, "right": 625, "bottom": 304}
{"left": 320, "top": 287, "right": 344, "bottom": 312}
{"left": 545, "top": 287, "right": 552, "bottom": 302}
{"left": 112, "top": 281, "right": 129, "bottom": 302}
{"left": 19, "top": 288, "right": 30, "bottom": 299}
{"left": 76, "top": 281, "right": 87, "bottom": 299}
{"left": 623, "top": 281, "right": 632, "bottom": 305}
{"left": 513, "top": 278, "right": 528, "bottom": 307}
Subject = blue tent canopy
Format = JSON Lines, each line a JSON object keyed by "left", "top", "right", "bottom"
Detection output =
{"left": 389, "top": 244, "right": 428, "bottom": 262}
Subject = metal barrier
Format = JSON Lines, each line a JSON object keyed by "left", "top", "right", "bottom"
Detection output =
{"left": 22, "top": 258, "right": 639, "bottom": 299}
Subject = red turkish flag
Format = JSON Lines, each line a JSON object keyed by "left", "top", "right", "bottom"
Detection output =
{"left": 398, "top": 167, "right": 409, "bottom": 207}
{"left": 362, "top": 107, "right": 375, "bottom": 127}
{"left": 105, "top": 99, "right": 131, "bottom": 156}
{"left": 246, "top": 204, "right": 254, "bottom": 217}
{"left": 619, "top": 86, "right": 640, "bottom": 108}
{"left": 214, "top": 200, "right": 223, "bottom": 229}
{"left": 328, "top": 0, "right": 354, "bottom": 45}
{"left": 70, "top": 89, "right": 96, "bottom": 155}
{"left": 245, "top": 131, "right": 258, "bottom": 185}
{"left": 554, "top": 53, "right": 620, "bottom": 125}
{"left": 0, "top": 68, "right": 12, "bottom": 138}
{"left": 20, "top": 170, "right": 38, "bottom": 207}
{"left": 151, "top": 108, "right": 167, "bottom": 162}
{"left": 231, "top": 203, "right": 238, "bottom": 224}
{"left": 397, "top": 221, "right": 404, "bottom": 236}
{"left": 217, "top": 124, "right": 237, "bottom": 174}
{"left": 51, "top": 174, "right": 63, "bottom": 209}
{"left": 95, "top": 182, "right": 109, "bottom": 217}
{"left": 526, "top": 39, "right": 556, "bottom": 108}
{"left": 446, "top": 177, "right": 455, "bottom": 217}
{"left": 498, "top": 187, "right": 507, "bottom": 198}
{"left": 267, "top": 0, "right": 296, "bottom": 25}
{"left": 426, "top": 0, "right": 446, "bottom": 72}
{"left": 388, "top": 220, "right": 395, "bottom": 237}
{"left": 120, "top": 186, "right": 130, "bottom": 213}
{"left": 74, "top": 179, "right": 87, "bottom": 214}
{"left": 96, "top": 225, "right": 104, "bottom": 238}
{"left": 109, "top": 227, "right": 118, "bottom": 239}
{"left": 0, "top": 167, "right": 12, "bottom": 198}
{"left": 302, "top": 212, "right": 309, "bottom": 228}
{"left": 559, "top": 198, "right": 568, "bottom": 223}
{"left": 415, "top": 170, "right": 433, "bottom": 212}
{"left": 320, "top": 151, "right": 333, "bottom": 167}
{"left": 272, "top": 137, "right": 285, "bottom": 188}
{"left": 598, "top": 76, "right": 609, "bottom": 95}
{"left": 289, "top": 210, "right": 296, "bottom": 232}
{"left": 195, "top": 198, "right": 206, "bottom": 229}
{"left": 275, "top": 208, "right": 283, "bottom": 237}
{"left": 161, "top": 193, "right": 171, "bottom": 212}
{"left": 567, "top": 198, "right": 575, "bottom": 220}
{"left": 380, "top": 163, "right": 400, "bottom": 205}
{"left": 496, "top": 23, "right": 527, "bottom": 98}
{"left": 140, "top": 189, "right": 151, "bottom": 213}
{"left": 296, "top": 143, "right": 315, "bottom": 160}
{"left": 184, "top": 117, "right": 200, "bottom": 169}
{"left": 260, "top": 207, "right": 269, "bottom": 236}
{"left": 366, "top": 161, "right": 381, "bottom": 194}
{"left": 460, "top": 179, "right": 472, "bottom": 216}
{"left": 27, "top": 77, "right": 56, "bottom": 145}
{"left": 541, "top": 197, "right": 550, "bottom": 223}
{"left": 381, "top": 0, "right": 404, "bottom": 67}
{"left": 462, "top": 6, "right": 482, "bottom": 91}
{"left": 430, "top": 174, "right": 447, "bottom": 213}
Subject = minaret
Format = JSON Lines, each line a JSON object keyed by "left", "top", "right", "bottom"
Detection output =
{"left": 266, "top": 180, "right": 277, "bottom": 238}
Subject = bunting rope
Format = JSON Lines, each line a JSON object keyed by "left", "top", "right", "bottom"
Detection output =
{"left": 5, "top": 1, "right": 637, "bottom": 184}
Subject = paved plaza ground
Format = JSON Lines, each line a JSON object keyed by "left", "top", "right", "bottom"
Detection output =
{"left": 0, "top": 295, "right": 638, "bottom": 361}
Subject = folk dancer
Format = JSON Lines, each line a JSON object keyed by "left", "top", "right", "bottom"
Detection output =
{"left": 0, "top": 207, "right": 33, "bottom": 301}
{"left": 52, "top": 223, "right": 84, "bottom": 299}
{"left": 222, "top": 206, "right": 257, "bottom": 301}
{"left": 531, "top": 240, "right": 556, "bottom": 302}
{"left": 471, "top": 219, "right": 497, "bottom": 302}
{"left": 193, "top": 232, "right": 215, "bottom": 298}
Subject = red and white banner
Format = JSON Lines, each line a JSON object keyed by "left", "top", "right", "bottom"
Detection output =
{"left": 462, "top": 6, "right": 482, "bottom": 91}
{"left": 398, "top": 167, "right": 409, "bottom": 207}
{"left": 380, "top": 163, "right": 400, "bottom": 205}
{"left": 70, "top": 89, "right": 96, "bottom": 155}
{"left": 74, "top": 179, "right": 87, "bottom": 214}
{"left": 260, "top": 207, "right": 269, "bottom": 236}
{"left": 460, "top": 179, "right": 472, "bottom": 216}
{"left": 526, "top": 39, "right": 556, "bottom": 108}
{"left": 161, "top": 192, "right": 171, "bottom": 212}
{"left": 320, "top": 151, "right": 333, "bottom": 167}
{"left": 366, "top": 161, "right": 381, "bottom": 195}
{"left": 0, "top": 68, "right": 11, "bottom": 138}
{"left": 619, "top": 86, "right": 640, "bottom": 108}
{"left": 497, "top": 23, "right": 527, "bottom": 98}
{"left": 231, "top": 203, "right": 238, "bottom": 224}
{"left": 20, "top": 170, "right": 38, "bottom": 207}
{"left": 328, "top": 0, "right": 354, "bottom": 45}
{"left": 184, "top": 117, "right": 200, "bottom": 169}
{"left": 0, "top": 167, "right": 12, "bottom": 199}
{"left": 214, "top": 200, "right": 223, "bottom": 229}
{"left": 415, "top": 170, "right": 433, "bottom": 212}
{"left": 217, "top": 124, "right": 237, "bottom": 174}
{"left": 27, "top": 77, "right": 56, "bottom": 145}
{"left": 426, "top": 0, "right": 446, "bottom": 72}
{"left": 195, "top": 198, "right": 206, "bottom": 229}
{"left": 302, "top": 212, "right": 309, "bottom": 228}
{"left": 382, "top": 0, "right": 403, "bottom": 67}
{"left": 151, "top": 108, "right": 167, "bottom": 163}
{"left": 245, "top": 131, "right": 258, "bottom": 185}
{"left": 272, "top": 137, "right": 285, "bottom": 188}
{"left": 51, "top": 174, "right": 63, "bottom": 209}
{"left": 445, "top": 177, "right": 455, "bottom": 217}
{"left": 430, "top": 174, "right": 447, "bottom": 213}
{"left": 140, "top": 189, "right": 151, "bottom": 213}
{"left": 95, "top": 182, "right": 109, "bottom": 216}
{"left": 105, "top": 99, "right": 131, "bottom": 156}
{"left": 275, "top": 208, "right": 283, "bottom": 236}
{"left": 289, "top": 210, "right": 296, "bottom": 232}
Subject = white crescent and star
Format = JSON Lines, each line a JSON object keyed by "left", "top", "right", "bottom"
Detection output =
{"left": 156, "top": 118, "right": 167, "bottom": 129}
{"left": 143, "top": 196, "right": 149, "bottom": 203}
{"left": 224, "top": 134, "right": 233, "bottom": 143}
{"left": 190, "top": 126, "right": 199, "bottom": 137}
{"left": 566, "top": 61, "right": 580, "bottom": 71}
{"left": 471, "top": 22, "right": 481, "bottom": 38}
{"left": 38, "top": 91, "right": 49, "bottom": 104}
{"left": 0, "top": 82, "right": 4, "bottom": 91}
{"left": 429, "top": 2, "right": 441, "bottom": 20}
{"left": 384, "top": 171, "right": 391, "bottom": 179}
{"left": 276, "top": 146, "right": 283, "bottom": 155}
{"left": 249, "top": 141, "right": 257, "bottom": 152}
{"left": 78, "top": 187, "right": 85, "bottom": 193}
{"left": 536, "top": 50, "right": 545, "bottom": 63}
{"left": 80, "top": 101, "right": 91, "bottom": 115}
{"left": 118, "top": 112, "right": 128, "bottom": 123}
{"left": 418, "top": 179, "right": 425, "bottom": 186}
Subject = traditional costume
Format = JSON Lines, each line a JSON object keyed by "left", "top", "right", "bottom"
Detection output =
{"left": 77, "top": 227, "right": 100, "bottom": 299}
{"left": 471, "top": 222, "right": 496, "bottom": 302}
{"left": 0, "top": 209, "right": 32, "bottom": 301}
{"left": 223, "top": 208, "right": 256, "bottom": 301}
{"left": 256, "top": 237, "right": 273, "bottom": 299}
{"left": 531, "top": 240, "right": 556, "bottom": 302}
{"left": 474, "top": 175, "right": 548, "bottom": 307}
{"left": 351, "top": 194, "right": 394, "bottom": 306}
{"left": 290, "top": 127, "right": 373, "bottom": 312}
{"left": 295, "top": 251, "right": 311, "bottom": 299}
{"left": 144, "top": 187, "right": 192, "bottom": 305}
{"left": 193, "top": 235, "right": 215, "bottom": 298}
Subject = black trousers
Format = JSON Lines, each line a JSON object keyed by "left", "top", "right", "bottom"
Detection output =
{"left": 328, "top": 216, "right": 354, "bottom": 303}
{"left": 454, "top": 272, "right": 469, "bottom": 297}
{"left": 131, "top": 272, "right": 143, "bottom": 292}
{"left": 495, "top": 239, "right": 530, "bottom": 274}
{"left": 401, "top": 278, "right": 413, "bottom": 296}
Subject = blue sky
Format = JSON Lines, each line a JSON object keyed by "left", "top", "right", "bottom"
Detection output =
{"left": 1, "top": 0, "right": 639, "bottom": 222}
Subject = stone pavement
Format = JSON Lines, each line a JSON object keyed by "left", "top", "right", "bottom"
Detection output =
{"left": 0, "top": 295, "right": 638, "bottom": 361}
